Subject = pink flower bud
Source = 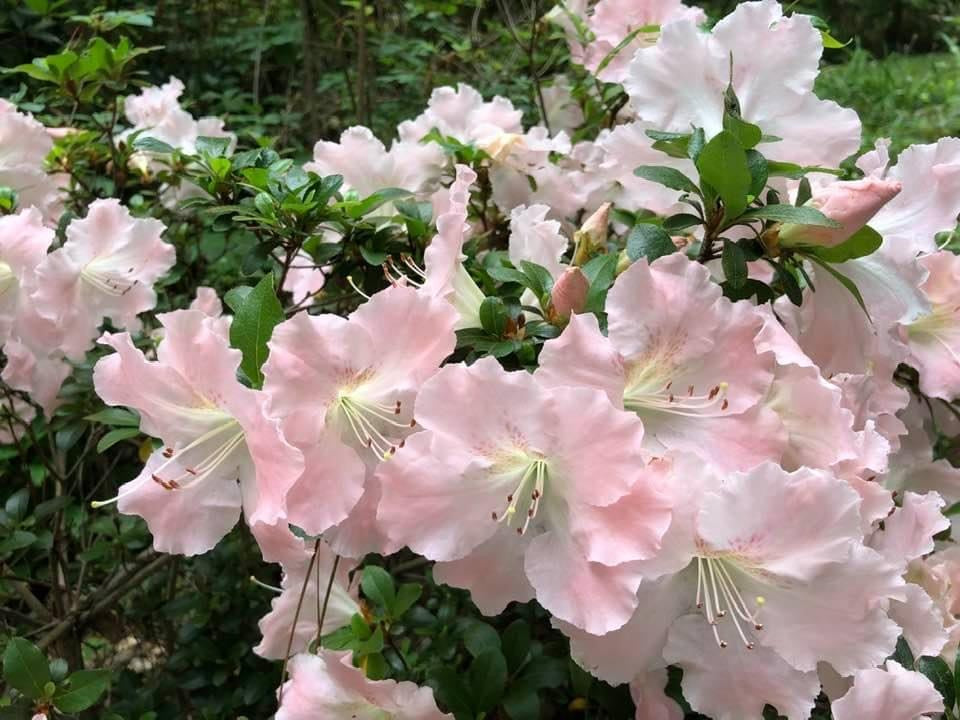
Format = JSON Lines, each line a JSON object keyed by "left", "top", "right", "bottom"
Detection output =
{"left": 572, "top": 202, "right": 612, "bottom": 265}
{"left": 551, "top": 266, "right": 590, "bottom": 319}
{"left": 779, "top": 177, "right": 902, "bottom": 248}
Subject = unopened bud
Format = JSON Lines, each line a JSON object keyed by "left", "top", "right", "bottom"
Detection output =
{"left": 550, "top": 266, "right": 590, "bottom": 319}
{"left": 572, "top": 202, "right": 612, "bottom": 265}
{"left": 478, "top": 131, "right": 524, "bottom": 163}
{"left": 779, "top": 177, "right": 902, "bottom": 248}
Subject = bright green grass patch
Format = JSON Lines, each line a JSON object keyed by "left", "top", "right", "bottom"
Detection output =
{"left": 817, "top": 49, "right": 960, "bottom": 154}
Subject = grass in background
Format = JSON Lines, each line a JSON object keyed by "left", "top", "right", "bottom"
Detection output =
{"left": 817, "top": 47, "right": 960, "bottom": 154}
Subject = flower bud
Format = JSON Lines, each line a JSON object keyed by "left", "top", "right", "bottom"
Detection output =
{"left": 550, "top": 266, "right": 590, "bottom": 319}
{"left": 572, "top": 202, "right": 612, "bottom": 265}
{"left": 779, "top": 177, "right": 902, "bottom": 248}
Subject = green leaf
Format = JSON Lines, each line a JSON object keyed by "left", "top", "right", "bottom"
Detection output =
{"left": 721, "top": 240, "right": 748, "bottom": 289}
{"left": 766, "top": 160, "right": 843, "bottom": 179}
{"left": 132, "top": 136, "right": 175, "bottom": 154}
{"left": 662, "top": 213, "right": 702, "bottom": 232}
{"left": 346, "top": 188, "right": 412, "bottom": 219}
{"left": 463, "top": 622, "right": 501, "bottom": 658}
{"left": 354, "top": 625, "right": 385, "bottom": 655}
{"left": 84, "top": 408, "right": 140, "bottom": 427}
{"left": 723, "top": 112, "right": 763, "bottom": 149}
{"left": 775, "top": 265, "right": 804, "bottom": 307}
{"left": 428, "top": 667, "right": 472, "bottom": 715}
{"left": 479, "top": 297, "right": 510, "bottom": 337}
{"left": 687, "top": 127, "right": 706, "bottom": 162}
{"left": 746, "top": 149, "right": 768, "bottom": 199}
{"left": 468, "top": 649, "right": 507, "bottom": 712}
{"left": 740, "top": 204, "right": 840, "bottom": 228}
{"left": 54, "top": 669, "right": 110, "bottom": 713}
{"left": 227, "top": 275, "right": 284, "bottom": 388}
{"left": 360, "top": 566, "right": 396, "bottom": 611}
{"left": 392, "top": 583, "right": 422, "bottom": 618}
{"left": 892, "top": 635, "right": 915, "bottom": 669}
{"left": 97, "top": 427, "right": 140, "bottom": 453}
{"left": 501, "top": 619, "right": 531, "bottom": 673}
{"left": 516, "top": 656, "right": 568, "bottom": 690}
{"left": 626, "top": 222, "right": 675, "bottom": 262}
{"left": 34, "top": 496, "right": 70, "bottom": 520}
{"left": 502, "top": 686, "right": 540, "bottom": 720}
{"left": 633, "top": 166, "right": 700, "bottom": 195}
{"left": 820, "top": 30, "right": 851, "bottom": 49}
{"left": 195, "top": 136, "right": 231, "bottom": 157}
{"left": 796, "top": 177, "right": 813, "bottom": 207}
{"left": 696, "top": 130, "right": 751, "bottom": 220}
{"left": 363, "top": 652, "right": 388, "bottom": 680}
{"left": 582, "top": 253, "right": 619, "bottom": 314}
{"left": 3, "top": 638, "right": 51, "bottom": 700}
{"left": 808, "top": 225, "right": 883, "bottom": 263}
{"left": 917, "top": 656, "right": 955, "bottom": 711}
{"left": 5, "top": 489, "right": 29, "bottom": 522}
{"left": 518, "top": 261, "right": 555, "bottom": 302}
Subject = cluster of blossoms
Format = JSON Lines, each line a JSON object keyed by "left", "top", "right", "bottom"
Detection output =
{"left": 4, "top": 1, "right": 960, "bottom": 718}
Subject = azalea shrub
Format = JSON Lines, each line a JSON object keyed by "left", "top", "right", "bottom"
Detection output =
{"left": 2, "top": 1, "right": 960, "bottom": 719}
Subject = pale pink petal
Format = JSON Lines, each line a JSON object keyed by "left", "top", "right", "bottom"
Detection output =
{"left": 630, "top": 669, "right": 683, "bottom": 720}
{"left": 870, "top": 491, "right": 949, "bottom": 568}
{"left": 889, "top": 583, "right": 950, "bottom": 660}
{"left": 508, "top": 204, "right": 568, "bottom": 278}
{"left": 697, "top": 464, "right": 863, "bottom": 582}
{"left": 283, "top": 432, "right": 366, "bottom": 536}
{"left": 254, "top": 529, "right": 359, "bottom": 660}
{"left": 433, "top": 529, "right": 535, "bottom": 616}
{"left": 663, "top": 614, "right": 820, "bottom": 720}
{"left": 277, "top": 651, "right": 451, "bottom": 720}
{"left": 832, "top": 660, "right": 944, "bottom": 720}
{"left": 555, "top": 573, "right": 691, "bottom": 684}
{"left": 325, "top": 479, "right": 400, "bottom": 558}
{"left": 871, "top": 137, "right": 960, "bottom": 261}
{"left": 535, "top": 312, "right": 628, "bottom": 407}
{"left": 524, "top": 531, "right": 645, "bottom": 635}
{"left": 118, "top": 448, "right": 243, "bottom": 556}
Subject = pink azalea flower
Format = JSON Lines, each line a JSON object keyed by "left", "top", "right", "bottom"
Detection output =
{"left": 0, "top": 101, "right": 62, "bottom": 221}
{"left": 538, "top": 254, "right": 783, "bottom": 470}
{"left": 903, "top": 251, "right": 960, "bottom": 400}
{"left": 580, "top": 0, "right": 706, "bottom": 84}
{"left": 305, "top": 126, "right": 444, "bottom": 201}
{"left": 281, "top": 251, "right": 326, "bottom": 307}
{"left": 594, "top": 121, "right": 694, "bottom": 216}
{"left": 276, "top": 651, "right": 451, "bottom": 720}
{"left": 831, "top": 660, "right": 944, "bottom": 720}
{"left": 630, "top": 669, "right": 683, "bottom": 720}
{"left": 398, "top": 83, "right": 522, "bottom": 145}
{"left": 377, "top": 356, "right": 672, "bottom": 634}
{"left": 859, "top": 137, "right": 960, "bottom": 262}
{"left": 540, "top": 76, "right": 584, "bottom": 134}
{"left": 0, "top": 208, "right": 54, "bottom": 346}
{"left": 558, "top": 459, "right": 905, "bottom": 720}
{"left": 778, "top": 176, "right": 903, "bottom": 249}
{"left": 91, "top": 309, "right": 304, "bottom": 556}
{"left": 261, "top": 283, "right": 457, "bottom": 552}
{"left": 778, "top": 253, "right": 928, "bottom": 380}
{"left": 33, "top": 199, "right": 176, "bottom": 359}
{"left": 2, "top": 301, "right": 70, "bottom": 418}
{"left": 123, "top": 77, "right": 195, "bottom": 146}
{"left": 251, "top": 523, "right": 359, "bottom": 660}
{"left": 624, "top": 0, "right": 861, "bottom": 168}
{"left": 416, "top": 164, "right": 486, "bottom": 330}
{"left": 508, "top": 204, "right": 568, "bottom": 279}
{"left": 0, "top": 394, "right": 35, "bottom": 446}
